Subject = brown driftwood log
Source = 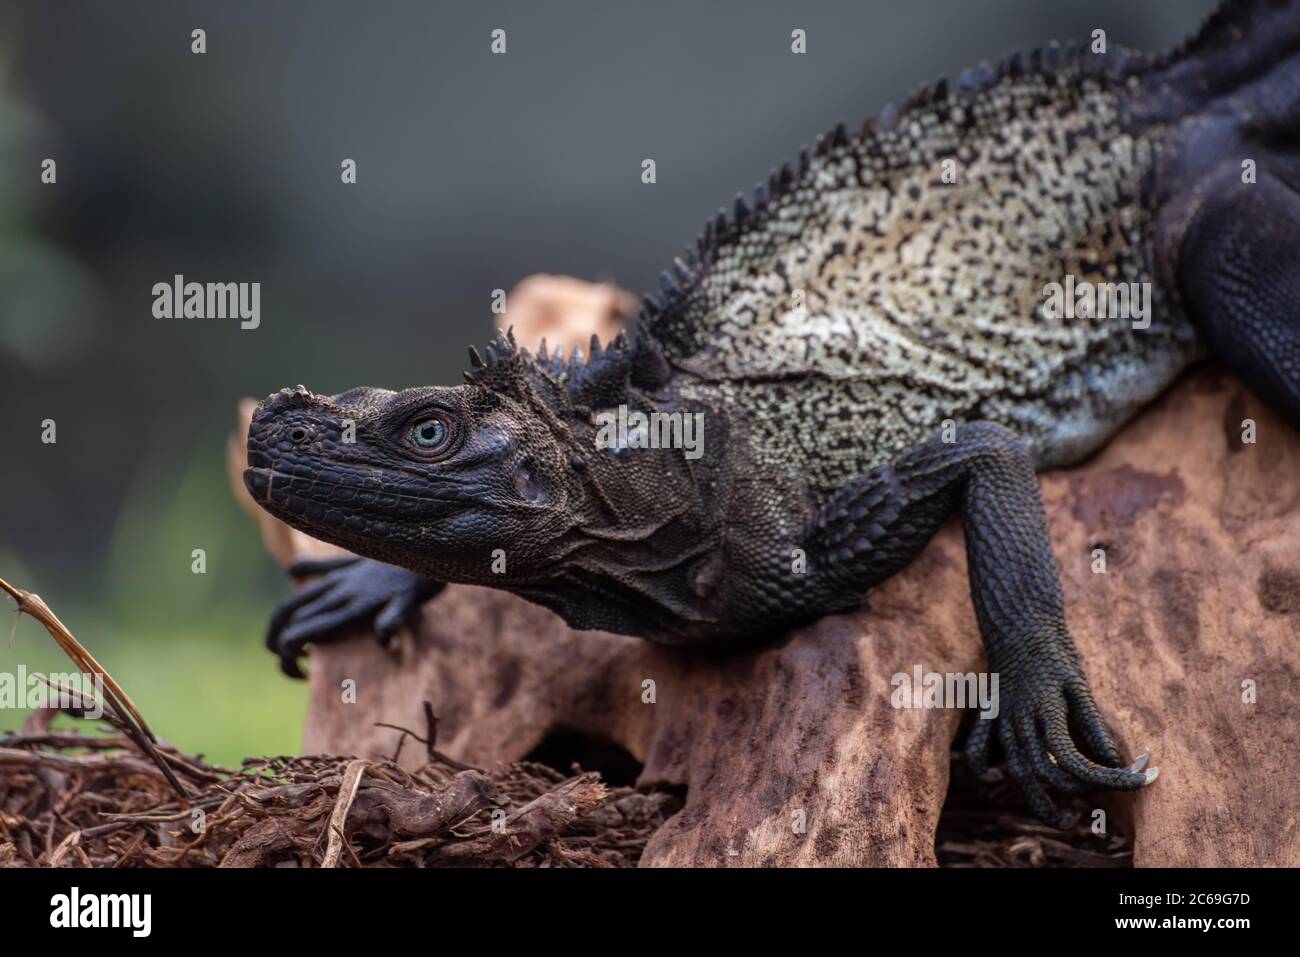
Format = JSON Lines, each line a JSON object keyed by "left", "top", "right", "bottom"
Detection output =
{"left": 230, "top": 277, "right": 1300, "bottom": 867}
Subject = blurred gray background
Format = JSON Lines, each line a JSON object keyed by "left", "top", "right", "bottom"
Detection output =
{"left": 0, "top": 0, "right": 1217, "bottom": 758}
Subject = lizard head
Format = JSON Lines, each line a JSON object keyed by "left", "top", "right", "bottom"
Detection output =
{"left": 244, "top": 374, "right": 585, "bottom": 582}
{"left": 242, "top": 330, "right": 714, "bottom": 624}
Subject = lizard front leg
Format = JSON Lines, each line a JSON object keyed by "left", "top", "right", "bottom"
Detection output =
{"left": 809, "top": 420, "right": 1156, "bottom": 824}
{"left": 266, "top": 557, "right": 444, "bottom": 678}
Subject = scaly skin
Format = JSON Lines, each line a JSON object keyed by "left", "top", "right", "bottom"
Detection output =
{"left": 246, "top": 0, "right": 1300, "bottom": 824}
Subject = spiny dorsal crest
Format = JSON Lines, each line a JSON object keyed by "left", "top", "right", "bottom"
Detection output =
{"left": 463, "top": 325, "right": 671, "bottom": 412}
{"left": 463, "top": 327, "right": 529, "bottom": 395}
{"left": 637, "top": 31, "right": 1155, "bottom": 361}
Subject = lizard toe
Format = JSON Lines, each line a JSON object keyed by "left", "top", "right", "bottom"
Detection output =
{"left": 998, "top": 714, "right": 1065, "bottom": 826}
{"left": 265, "top": 578, "right": 332, "bottom": 654}
{"left": 963, "top": 715, "right": 996, "bottom": 778}
{"left": 1015, "top": 708, "right": 1086, "bottom": 794}
{"left": 1063, "top": 676, "right": 1127, "bottom": 767}
{"left": 273, "top": 602, "right": 374, "bottom": 676}
{"left": 374, "top": 592, "right": 425, "bottom": 645}
{"left": 1041, "top": 712, "right": 1149, "bottom": 791}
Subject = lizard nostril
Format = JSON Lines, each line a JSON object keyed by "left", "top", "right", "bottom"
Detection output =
{"left": 289, "top": 427, "right": 309, "bottom": 443}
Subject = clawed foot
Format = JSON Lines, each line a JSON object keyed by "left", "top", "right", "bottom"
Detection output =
{"left": 964, "top": 653, "right": 1158, "bottom": 826}
{"left": 266, "top": 557, "right": 444, "bottom": 678}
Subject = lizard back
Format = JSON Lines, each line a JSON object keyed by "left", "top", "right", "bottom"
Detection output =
{"left": 648, "top": 45, "right": 1208, "bottom": 497}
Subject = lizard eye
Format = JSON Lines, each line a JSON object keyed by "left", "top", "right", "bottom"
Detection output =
{"left": 406, "top": 415, "right": 452, "bottom": 453}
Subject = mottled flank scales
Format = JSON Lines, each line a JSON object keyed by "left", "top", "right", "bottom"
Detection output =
{"left": 663, "top": 70, "right": 1201, "bottom": 493}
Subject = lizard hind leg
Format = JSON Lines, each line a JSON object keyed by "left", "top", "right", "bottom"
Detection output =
{"left": 1179, "top": 166, "right": 1300, "bottom": 422}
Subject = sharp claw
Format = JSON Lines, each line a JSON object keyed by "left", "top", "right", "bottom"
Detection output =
{"left": 1130, "top": 750, "right": 1151, "bottom": 772}
{"left": 279, "top": 653, "right": 306, "bottom": 680}
{"left": 1143, "top": 767, "right": 1160, "bottom": 785}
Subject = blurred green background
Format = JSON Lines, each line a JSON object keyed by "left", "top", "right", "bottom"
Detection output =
{"left": 0, "top": 1, "right": 1217, "bottom": 763}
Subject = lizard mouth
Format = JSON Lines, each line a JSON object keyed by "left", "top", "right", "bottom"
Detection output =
{"left": 243, "top": 466, "right": 277, "bottom": 504}
{"left": 242, "top": 466, "right": 473, "bottom": 514}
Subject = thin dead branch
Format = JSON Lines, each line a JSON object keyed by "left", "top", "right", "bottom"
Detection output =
{"left": 0, "top": 577, "right": 189, "bottom": 803}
